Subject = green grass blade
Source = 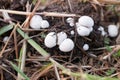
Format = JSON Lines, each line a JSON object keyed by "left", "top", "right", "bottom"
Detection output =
{"left": 17, "top": 28, "right": 49, "bottom": 58}
{"left": 86, "top": 74, "right": 119, "bottom": 80}
{"left": 0, "top": 24, "right": 14, "bottom": 36}
{"left": 10, "top": 62, "right": 30, "bottom": 80}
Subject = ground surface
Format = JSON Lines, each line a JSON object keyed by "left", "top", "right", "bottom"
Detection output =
{"left": 0, "top": 0, "right": 120, "bottom": 80}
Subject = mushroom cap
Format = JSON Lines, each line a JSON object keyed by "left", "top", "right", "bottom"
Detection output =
{"left": 3, "top": 36, "right": 9, "bottom": 43}
{"left": 76, "top": 22, "right": 93, "bottom": 32}
{"left": 78, "top": 16, "right": 94, "bottom": 28}
{"left": 70, "top": 30, "right": 75, "bottom": 35}
{"left": 98, "top": 26, "right": 107, "bottom": 36}
{"left": 69, "top": 22, "right": 74, "bottom": 27}
{"left": 40, "top": 20, "right": 50, "bottom": 29}
{"left": 30, "top": 15, "right": 43, "bottom": 29}
{"left": 57, "top": 32, "right": 67, "bottom": 45}
{"left": 44, "top": 32, "right": 57, "bottom": 48}
{"left": 101, "top": 31, "right": 107, "bottom": 36}
{"left": 83, "top": 44, "right": 89, "bottom": 51}
{"left": 59, "top": 38, "right": 74, "bottom": 52}
{"left": 66, "top": 17, "right": 74, "bottom": 23}
{"left": 108, "top": 25, "right": 118, "bottom": 37}
{"left": 77, "top": 26, "right": 91, "bottom": 36}
{"left": 98, "top": 26, "right": 104, "bottom": 31}
{"left": 89, "top": 27, "right": 93, "bottom": 32}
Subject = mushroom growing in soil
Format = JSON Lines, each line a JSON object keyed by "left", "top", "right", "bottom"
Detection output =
{"left": 98, "top": 26, "right": 107, "bottom": 36}
{"left": 57, "top": 32, "right": 67, "bottom": 45}
{"left": 83, "top": 44, "right": 89, "bottom": 51}
{"left": 59, "top": 38, "right": 74, "bottom": 52}
{"left": 108, "top": 25, "right": 118, "bottom": 37}
{"left": 77, "top": 26, "right": 91, "bottom": 36}
{"left": 78, "top": 16, "right": 94, "bottom": 28}
{"left": 3, "top": 36, "right": 9, "bottom": 43}
{"left": 40, "top": 20, "right": 50, "bottom": 29}
{"left": 66, "top": 17, "right": 74, "bottom": 27}
{"left": 70, "top": 30, "right": 75, "bottom": 35}
{"left": 44, "top": 32, "right": 57, "bottom": 48}
{"left": 76, "top": 16, "right": 94, "bottom": 36}
{"left": 30, "top": 15, "right": 50, "bottom": 29}
{"left": 30, "top": 15, "right": 43, "bottom": 29}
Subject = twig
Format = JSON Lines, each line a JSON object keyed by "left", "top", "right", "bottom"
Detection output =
{"left": 0, "top": 24, "right": 17, "bottom": 57}
{"left": 0, "top": 68, "right": 4, "bottom": 80}
{"left": 103, "top": 45, "right": 120, "bottom": 60}
{"left": 0, "top": 65, "right": 17, "bottom": 79}
{"left": 92, "top": 45, "right": 116, "bottom": 50}
{"left": 13, "top": 26, "right": 18, "bottom": 59}
{"left": 30, "top": 64, "right": 53, "bottom": 80}
{"left": 67, "top": 0, "right": 73, "bottom": 12}
{"left": 17, "top": 41, "right": 27, "bottom": 80}
{"left": 97, "top": 0, "right": 120, "bottom": 4}
{"left": 0, "top": 9, "right": 80, "bottom": 17}
{"left": 54, "top": 64, "right": 61, "bottom": 80}
{"left": 110, "top": 72, "right": 120, "bottom": 78}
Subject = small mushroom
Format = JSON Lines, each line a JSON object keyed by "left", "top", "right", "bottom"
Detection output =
{"left": 66, "top": 17, "right": 74, "bottom": 27}
{"left": 66, "top": 17, "right": 74, "bottom": 23}
{"left": 98, "top": 26, "right": 107, "bottom": 36}
{"left": 44, "top": 32, "right": 57, "bottom": 48}
{"left": 77, "top": 26, "right": 91, "bottom": 36}
{"left": 30, "top": 15, "right": 43, "bottom": 29}
{"left": 69, "top": 22, "right": 74, "bottom": 27}
{"left": 98, "top": 26, "right": 104, "bottom": 31}
{"left": 108, "top": 25, "right": 118, "bottom": 37}
{"left": 70, "top": 30, "right": 75, "bottom": 35}
{"left": 59, "top": 38, "right": 74, "bottom": 52}
{"left": 83, "top": 44, "right": 89, "bottom": 51}
{"left": 57, "top": 32, "right": 67, "bottom": 45}
{"left": 3, "top": 36, "right": 9, "bottom": 43}
{"left": 40, "top": 20, "right": 50, "bottom": 29}
{"left": 78, "top": 16, "right": 94, "bottom": 28}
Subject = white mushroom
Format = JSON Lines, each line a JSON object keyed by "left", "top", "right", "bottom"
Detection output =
{"left": 78, "top": 16, "right": 94, "bottom": 28}
{"left": 70, "top": 30, "right": 75, "bottom": 35}
{"left": 77, "top": 26, "right": 91, "bottom": 36}
{"left": 98, "top": 26, "right": 107, "bottom": 36}
{"left": 101, "top": 31, "right": 107, "bottom": 36}
{"left": 76, "top": 22, "right": 93, "bottom": 32}
{"left": 57, "top": 32, "right": 67, "bottom": 45}
{"left": 69, "top": 22, "right": 74, "bottom": 27}
{"left": 40, "top": 20, "right": 50, "bottom": 29}
{"left": 83, "top": 44, "right": 89, "bottom": 51}
{"left": 59, "top": 38, "right": 74, "bottom": 52}
{"left": 3, "top": 36, "right": 9, "bottom": 43}
{"left": 66, "top": 17, "right": 74, "bottom": 23}
{"left": 44, "top": 32, "right": 57, "bottom": 48}
{"left": 30, "top": 15, "right": 43, "bottom": 29}
{"left": 98, "top": 26, "right": 104, "bottom": 31}
{"left": 108, "top": 25, "right": 118, "bottom": 37}
{"left": 89, "top": 27, "right": 93, "bottom": 32}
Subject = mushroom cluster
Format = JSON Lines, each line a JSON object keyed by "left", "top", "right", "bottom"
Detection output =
{"left": 76, "top": 16, "right": 94, "bottom": 36}
{"left": 31, "top": 15, "right": 119, "bottom": 53}
{"left": 44, "top": 32, "right": 74, "bottom": 52}
{"left": 30, "top": 15, "right": 50, "bottom": 29}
